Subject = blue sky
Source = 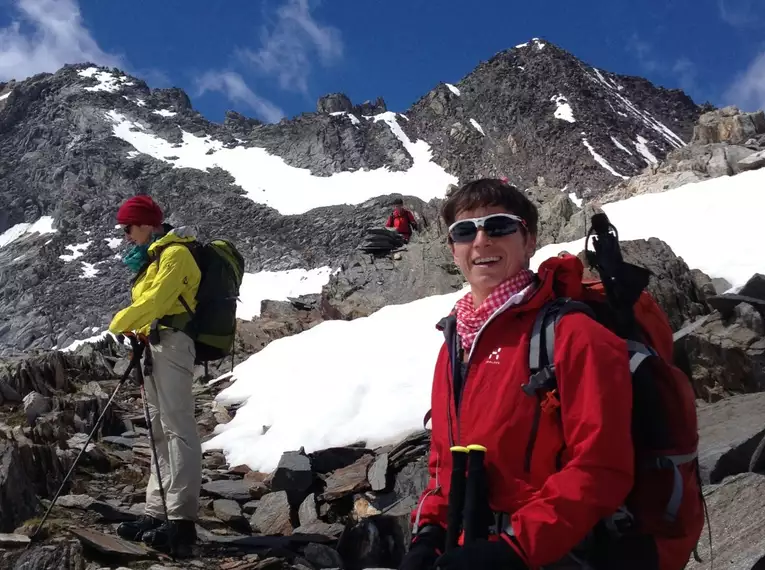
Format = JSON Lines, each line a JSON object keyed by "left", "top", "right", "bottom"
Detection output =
{"left": 0, "top": 0, "right": 763, "bottom": 124}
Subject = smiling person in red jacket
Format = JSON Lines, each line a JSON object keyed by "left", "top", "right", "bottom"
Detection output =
{"left": 399, "top": 179, "right": 635, "bottom": 570}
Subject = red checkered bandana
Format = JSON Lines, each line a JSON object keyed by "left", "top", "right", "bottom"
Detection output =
{"left": 455, "top": 269, "right": 536, "bottom": 352}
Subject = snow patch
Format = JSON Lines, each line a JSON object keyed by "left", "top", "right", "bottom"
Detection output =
{"left": 78, "top": 67, "right": 134, "bottom": 93}
{"left": 59, "top": 241, "right": 92, "bottom": 262}
{"left": 329, "top": 111, "right": 360, "bottom": 125}
{"left": 469, "top": 118, "right": 485, "bottom": 136}
{"left": 568, "top": 192, "right": 583, "bottom": 207}
{"left": 204, "top": 288, "right": 467, "bottom": 471}
{"left": 582, "top": 138, "right": 628, "bottom": 180}
{"left": 533, "top": 167, "right": 765, "bottom": 289}
{"left": 445, "top": 83, "right": 461, "bottom": 96}
{"left": 105, "top": 237, "right": 123, "bottom": 249}
{"left": 0, "top": 216, "right": 56, "bottom": 248}
{"left": 237, "top": 267, "right": 338, "bottom": 321}
{"left": 59, "top": 330, "right": 114, "bottom": 352}
{"left": 589, "top": 70, "right": 685, "bottom": 149}
{"left": 515, "top": 42, "right": 529, "bottom": 48}
{"left": 153, "top": 109, "right": 177, "bottom": 118}
{"left": 106, "top": 110, "right": 457, "bottom": 215}
{"left": 551, "top": 95, "right": 575, "bottom": 123}
{"left": 81, "top": 262, "right": 99, "bottom": 278}
{"left": 533, "top": 38, "right": 546, "bottom": 50}
{"left": 611, "top": 136, "right": 633, "bottom": 156}
{"left": 0, "top": 91, "right": 10, "bottom": 101}
{"left": 635, "top": 135, "right": 659, "bottom": 165}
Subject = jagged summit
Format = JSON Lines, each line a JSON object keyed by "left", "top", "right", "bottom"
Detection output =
{"left": 403, "top": 36, "right": 701, "bottom": 194}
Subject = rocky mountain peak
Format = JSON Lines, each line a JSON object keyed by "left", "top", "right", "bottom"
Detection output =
{"left": 402, "top": 37, "right": 702, "bottom": 195}
{"left": 316, "top": 92, "right": 387, "bottom": 116}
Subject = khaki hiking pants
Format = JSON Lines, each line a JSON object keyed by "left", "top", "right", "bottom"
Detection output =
{"left": 143, "top": 329, "right": 201, "bottom": 521}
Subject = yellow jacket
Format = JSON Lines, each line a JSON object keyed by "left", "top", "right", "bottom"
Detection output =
{"left": 109, "top": 228, "right": 201, "bottom": 336}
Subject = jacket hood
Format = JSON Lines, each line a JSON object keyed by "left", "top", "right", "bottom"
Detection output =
{"left": 148, "top": 226, "right": 197, "bottom": 255}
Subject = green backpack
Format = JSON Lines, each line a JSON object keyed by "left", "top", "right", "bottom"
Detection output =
{"left": 157, "top": 239, "right": 245, "bottom": 363}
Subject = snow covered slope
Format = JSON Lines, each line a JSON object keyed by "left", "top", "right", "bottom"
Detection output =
{"left": 204, "top": 168, "right": 765, "bottom": 472}
{"left": 107, "top": 109, "right": 457, "bottom": 215}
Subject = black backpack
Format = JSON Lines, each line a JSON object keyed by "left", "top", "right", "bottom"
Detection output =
{"left": 157, "top": 239, "right": 245, "bottom": 363}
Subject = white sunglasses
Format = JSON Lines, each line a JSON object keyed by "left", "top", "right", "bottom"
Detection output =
{"left": 448, "top": 213, "right": 527, "bottom": 243}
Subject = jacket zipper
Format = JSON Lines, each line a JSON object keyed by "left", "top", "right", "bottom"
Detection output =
{"left": 453, "top": 283, "right": 538, "bottom": 444}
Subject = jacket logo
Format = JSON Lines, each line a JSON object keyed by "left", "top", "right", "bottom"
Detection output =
{"left": 488, "top": 347, "right": 502, "bottom": 364}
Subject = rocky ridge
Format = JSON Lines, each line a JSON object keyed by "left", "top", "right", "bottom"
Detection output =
{"left": 0, "top": 37, "right": 709, "bottom": 354}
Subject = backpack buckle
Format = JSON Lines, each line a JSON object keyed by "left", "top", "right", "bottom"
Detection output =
{"left": 523, "top": 365, "right": 556, "bottom": 396}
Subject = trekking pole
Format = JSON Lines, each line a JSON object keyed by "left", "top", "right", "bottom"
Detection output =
{"left": 463, "top": 444, "right": 489, "bottom": 545}
{"left": 27, "top": 341, "right": 144, "bottom": 545}
{"left": 445, "top": 446, "right": 469, "bottom": 551}
{"left": 135, "top": 339, "right": 176, "bottom": 559}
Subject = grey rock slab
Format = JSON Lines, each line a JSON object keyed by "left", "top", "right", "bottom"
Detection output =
{"left": 304, "top": 543, "right": 343, "bottom": 569}
{"left": 739, "top": 149, "right": 765, "bottom": 172}
{"left": 0, "top": 533, "right": 30, "bottom": 546}
{"left": 297, "top": 493, "right": 318, "bottom": 527}
{"left": 368, "top": 452, "right": 389, "bottom": 491}
{"left": 213, "top": 498, "right": 246, "bottom": 525}
{"left": 686, "top": 473, "right": 765, "bottom": 570}
{"left": 697, "top": 392, "right": 765, "bottom": 484}
{"left": 321, "top": 454, "right": 374, "bottom": 501}
{"left": 69, "top": 527, "right": 150, "bottom": 558}
{"left": 270, "top": 451, "right": 312, "bottom": 494}
{"left": 202, "top": 479, "right": 258, "bottom": 501}
{"left": 249, "top": 491, "right": 292, "bottom": 536}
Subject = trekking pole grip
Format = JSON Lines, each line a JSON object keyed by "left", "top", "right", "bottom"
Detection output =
{"left": 446, "top": 446, "right": 469, "bottom": 552}
{"left": 464, "top": 444, "right": 488, "bottom": 545}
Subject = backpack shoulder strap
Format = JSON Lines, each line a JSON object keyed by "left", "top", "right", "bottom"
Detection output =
{"left": 524, "top": 298, "right": 595, "bottom": 396}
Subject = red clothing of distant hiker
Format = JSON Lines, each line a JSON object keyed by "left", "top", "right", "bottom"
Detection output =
{"left": 413, "top": 255, "right": 637, "bottom": 568}
{"left": 386, "top": 206, "right": 418, "bottom": 241}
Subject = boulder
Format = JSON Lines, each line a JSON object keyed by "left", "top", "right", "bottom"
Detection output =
{"left": 692, "top": 106, "right": 765, "bottom": 145}
{"left": 580, "top": 238, "right": 710, "bottom": 330}
{"left": 675, "top": 275, "right": 765, "bottom": 400}
{"left": 696, "top": 393, "right": 765, "bottom": 484}
{"left": 270, "top": 451, "right": 313, "bottom": 498}
{"left": 250, "top": 491, "right": 293, "bottom": 536}
{"left": 739, "top": 149, "right": 765, "bottom": 172}
{"left": 316, "top": 93, "right": 353, "bottom": 114}
{"left": 320, "top": 454, "right": 374, "bottom": 501}
{"left": 686, "top": 473, "right": 765, "bottom": 570}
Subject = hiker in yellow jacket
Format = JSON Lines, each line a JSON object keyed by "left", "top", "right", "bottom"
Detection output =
{"left": 108, "top": 195, "right": 201, "bottom": 552}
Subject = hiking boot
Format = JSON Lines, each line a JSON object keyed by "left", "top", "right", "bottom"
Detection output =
{"left": 116, "top": 514, "right": 162, "bottom": 541}
{"left": 141, "top": 519, "right": 196, "bottom": 554}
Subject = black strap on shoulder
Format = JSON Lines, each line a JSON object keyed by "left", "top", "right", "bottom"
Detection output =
{"left": 523, "top": 298, "right": 596, "bottom": 396}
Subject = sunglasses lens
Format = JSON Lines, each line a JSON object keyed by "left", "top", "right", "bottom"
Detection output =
{"left": 484, "top": 215, "right": 519, "bottom": 237}
{"left": 449, "top": 221, "right": 478, "bottom": 243}
{"left": 123, "top": 225, "right": 131, "bottom": 234}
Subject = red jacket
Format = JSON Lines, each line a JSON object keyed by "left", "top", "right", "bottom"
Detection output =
{"left": 413, "top": 256, "right": 635, "bottom": 568}
{"left": 386, "top": 208, "right": 417, "bottom": 237}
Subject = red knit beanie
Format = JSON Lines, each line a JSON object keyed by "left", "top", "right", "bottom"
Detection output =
{"left": 116, "top": 195, "right": 163, "bottom": 227}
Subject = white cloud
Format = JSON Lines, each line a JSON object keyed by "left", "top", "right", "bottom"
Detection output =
{"left": 238, "top": 0, "right": 343, "bottom": 95}
{"left": 0, "top": 0, "right": 122, "bottom": 82}
{"left": 718, "top": 0, "right": 760, "bottom": 27}
{"left": 196, "top": 70, "right": 285, "bottom": 123}
{"left": 725, "top": 51, "right": 765, "bottom": 112}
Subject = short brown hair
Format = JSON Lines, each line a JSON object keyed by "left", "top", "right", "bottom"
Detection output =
{"left": 441, "top": 178, "right": 539, "bottom": 237}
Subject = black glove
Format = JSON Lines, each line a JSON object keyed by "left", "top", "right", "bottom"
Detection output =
{"left": 399, "top": 525, "right": 446, "bottom": 570}
{"left": 435, "top": 536, "right": 528, "bottom": 570}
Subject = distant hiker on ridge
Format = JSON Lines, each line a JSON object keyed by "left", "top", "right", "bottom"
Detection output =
{"left": 385, "top": 197, "right": 418, "bottom": 242}
{"left": 398, "top": 179, "right": 703, "bottom": 570}
{"left": 108, "top": 195, "right": 201, "bottom": 553}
